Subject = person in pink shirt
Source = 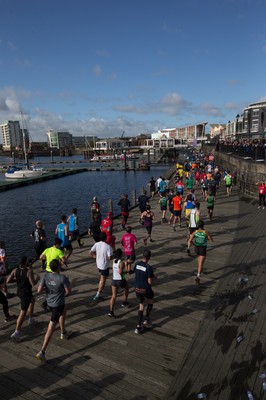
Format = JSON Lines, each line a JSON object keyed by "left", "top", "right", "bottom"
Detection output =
{"left": 120, "top": 226, "right": 137, "bottom": 271}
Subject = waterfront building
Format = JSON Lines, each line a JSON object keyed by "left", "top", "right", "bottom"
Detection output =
{"left": 46, "top": 130, "right": 73, "bottom": 149}
{"left": 0, "top": 121, "right": 23, "bottom": 151}
{"left": 242, "top": 102, "right": 266, "bottom": 139}
{"left": 94, "top": 138, "right": 132, "bottom": 153}
{"left": 72, "top": 135, "right": 98, "bottom": 149}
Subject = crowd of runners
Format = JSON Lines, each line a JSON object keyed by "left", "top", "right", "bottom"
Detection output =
{"left": 0, "top": 149, "right": 265, "bottom": 363}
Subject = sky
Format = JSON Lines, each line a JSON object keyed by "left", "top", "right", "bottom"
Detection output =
{"left": 1, "top": 0, "right": 266, "bottom": 142}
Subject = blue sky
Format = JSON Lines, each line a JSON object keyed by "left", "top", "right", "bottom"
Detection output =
{"left": 1, "top": 0, "right": 266, "bottom": 141}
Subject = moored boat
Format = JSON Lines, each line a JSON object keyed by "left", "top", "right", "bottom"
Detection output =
{"left": 5, "top": 165, "right": 44, "bottom": 179}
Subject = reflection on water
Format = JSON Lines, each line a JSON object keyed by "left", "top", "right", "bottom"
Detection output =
{"left": 0, "top": 166, "right": 169, "bottom": 266}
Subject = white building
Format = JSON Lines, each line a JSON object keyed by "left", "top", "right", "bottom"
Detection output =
{"left": 46, "top": 130, "right": 73, "bottom": 149}
{"left": 0, "top": 121, "right": 23, "bottom": 151}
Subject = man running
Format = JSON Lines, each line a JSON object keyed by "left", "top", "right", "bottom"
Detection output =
{"left": 90, "top": 232, "right": 113, "bottom": 301}
{"left": 188, "top": 220, "right": 213, "bottom": 285}
{"left": 132, "top": 249, "right": 155, "bottom": 334}
{"left": 35, "top": 259, "right": 71, "bottom": 362}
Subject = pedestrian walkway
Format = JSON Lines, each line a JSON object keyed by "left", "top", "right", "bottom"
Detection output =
{"left": 0, "top": 182, "right": 263, "bottom": 400}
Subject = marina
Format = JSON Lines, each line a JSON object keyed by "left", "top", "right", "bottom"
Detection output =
{"left": 0, "top": 164, "right": 170, "bottom": 266}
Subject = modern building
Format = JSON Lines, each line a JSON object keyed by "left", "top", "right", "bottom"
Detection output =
{"left": 0, "top": 121, "right": 23, "bottom": 151}
{"left": 94, "top": 138, "right": 132, "bottom": 153}
{"left": 46, "top": 130, "right": 73, "bottom": 149}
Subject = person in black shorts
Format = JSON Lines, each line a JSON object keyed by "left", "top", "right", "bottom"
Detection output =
{"left": 188, "top": 220, "right": 213, "bottom": 285}
{"left": 132, "top": 249, "right": 156, "bottom": 334}
{"left": 7, "top": 256, "right": 40, "bottom": 342}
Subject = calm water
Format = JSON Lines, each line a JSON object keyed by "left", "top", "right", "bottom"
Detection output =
{"left": 0, "top": 165, "right": 170, "bottom": 266}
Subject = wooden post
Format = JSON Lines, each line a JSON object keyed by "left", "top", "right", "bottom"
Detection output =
{"left": 108, "top": 199, "right": 113, "bottom": 213}
{"left": 132, "top": 190, "right": 136, "bottom": 206}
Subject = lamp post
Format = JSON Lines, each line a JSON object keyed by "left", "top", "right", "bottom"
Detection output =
{"left": 50, "top": 150, "right": 53, "bottom": 162}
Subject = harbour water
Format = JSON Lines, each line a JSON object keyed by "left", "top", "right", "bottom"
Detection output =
{"left": 0, "top": 162, "right": 170, "bottom": 266}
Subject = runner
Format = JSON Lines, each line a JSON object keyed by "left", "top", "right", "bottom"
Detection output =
{"left": 7, "top": 256, "right": 40, "bottom": 342}
{"left": 206, "top": 191, "right": 215, "bottom": 221}
{"left": 186, "top": 202, "right": 200, "bottom": 256}
{"left": 55, "top": 215, "right": 73, "bottom": 260}
{"left": 121, "top": 226, "right": 137, "bottom": 271}
{"left": 256, "top": 179, "right": 266, "bottom": 209}
{"left": 172, "top": 192, "right": 182, "bottom": 230}
{"left": 141, "top": 205, "right": 155, "bottom": 244}
{"left": 224, "top": 171, "right": 232, "bottom": 196}
{"left": 188, "top": 220, "right": 213, "bottom": 285}
{"left": 118, "top": 194, "right": 131, "bottom": 229}
{"left": 167, "top": 189, "right": 175, "bottom": 225}
{"left": 158, "top": 193, "right": 167, "bottom": 222}
{"left": 35, "top": 259, "right": 71, "bottom": 362}
{"left": 148, "top": 177, "right": 156, "bottom": 197}
{"left": 67, "top": 208, "right": 84, "bottom": 248}
{"left": 108, "top": 249, "right": 129, "bottom": 318}
{"left": 183, "top": 194, "right": 195, "bottom": 227}
{"left": 132, "top": 249, "right": 155, "bottom": 334}
{"left": 90, "top": 232, "right": 113, "bottom": 301}
{"left": 31, "top": 220, "right": 47, "bottom": 270}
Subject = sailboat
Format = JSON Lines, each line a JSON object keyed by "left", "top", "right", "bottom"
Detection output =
{"left": 5, "top": 113, "right": 45, "bottom": 179}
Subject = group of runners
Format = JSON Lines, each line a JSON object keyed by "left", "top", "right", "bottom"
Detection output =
{"left": 1, "top": 151, "right": 256, "bottom": 363}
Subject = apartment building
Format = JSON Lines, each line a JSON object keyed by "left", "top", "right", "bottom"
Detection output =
{"left": 0, "top": 120, "right": 23, "bottom": 151}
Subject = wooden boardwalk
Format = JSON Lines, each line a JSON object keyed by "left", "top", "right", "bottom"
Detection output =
{"left": 0, "top": 182, "right": 263, "bottom": 399}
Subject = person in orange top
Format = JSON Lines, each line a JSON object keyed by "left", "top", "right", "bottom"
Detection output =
{"left": 172, "top": 192, "right": 182, "bottom": 230}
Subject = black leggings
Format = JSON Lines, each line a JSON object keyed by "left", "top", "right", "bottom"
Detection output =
{"left": 259, "top": 194, "right": 265, "bottom": 207}
{"left": 0, "top": 290, "right": 9, "bottom": 318}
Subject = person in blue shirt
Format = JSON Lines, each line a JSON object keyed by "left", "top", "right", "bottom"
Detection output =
{"left": 159, "top": 177, "right": 167, "bottom": 196}
{"left": 55, "top": 215, "right": 73, "bottom": 260}
{"left": 67, "top": 208, "right": 84, "bottom": 248}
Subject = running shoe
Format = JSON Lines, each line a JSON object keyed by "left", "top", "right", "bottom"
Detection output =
{"left": 10, "top": 331, "right": 21, "bottom": 342}
{"left": 121, "top": 301, "right": 130, "bottom": 307}
{"left": 143, "top": 238, "right": 147, "bottom": 245}
{"left": 4, "top": 315, "right": 16, "bottom": 322}
{"left": 150, "top": 239, "right": 155, "bottom": 242}
{"left": 195, "top": 276, "right": 200, "bottom": 285}
{"left": 35, "top": 351, "right": 47, "bottom": 362}
{"left": 60, "top": 330, "right": 70, "bottom": 339}
{"left": 28, "top": 318, "right": 37, "bottom": 325}
{"left": 187, "top": 248, "right": 191, "bottom": 256}
{"left": 143, "top": 319, "right": 153, "bottom": 328}
{"left": 93, "top": 294, "right": 102, "bottom": 301}
{"left": 134, "top": 326, "right": 144, "bottom": 334}
{"left": 79, "top": 243, "right": 84, "bottom": 248}
{"left": 108, "top": 311, "right": 116, "bottom": 318}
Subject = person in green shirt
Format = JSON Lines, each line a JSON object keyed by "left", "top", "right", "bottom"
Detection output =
{"left": 40, "top": 238, "right": 67, "bottom": 273}
{"left": 186, "top": 175, "right": 194, "bottom": 190}
{"left": 224, "top": 172, "right": 232, "bottom": 196}
{"left": 206, "top": 192, "right": 215, "bottom": 221}
{"left": 188, "top": 220, "right": 213, "bottom": 285}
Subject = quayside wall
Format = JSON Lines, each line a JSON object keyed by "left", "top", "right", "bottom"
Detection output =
{"left": 214, "top": 151, "right": 266, "bottom": 197}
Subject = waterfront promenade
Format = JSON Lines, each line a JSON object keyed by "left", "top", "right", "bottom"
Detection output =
{"left": 1, "top": 182, "right": 264, "bottom": 399}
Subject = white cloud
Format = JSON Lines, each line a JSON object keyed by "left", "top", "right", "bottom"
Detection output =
{"left": 109, "top": 72, "right": 117, "bottom": 81}
{"left": 113, "top": 92, "right": 191, "bottom": 116}
{"left": 93, "top": 64, "right": 102, "bottom": 76}
{"left": 15, "top": 58, "right": 32, "bottom": 68}
{"left": 162, "top": 23, "right": 182, "bottom": 34}
{"left": 96, "top": 49, "right": 111, "bottom": 57}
